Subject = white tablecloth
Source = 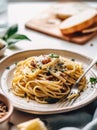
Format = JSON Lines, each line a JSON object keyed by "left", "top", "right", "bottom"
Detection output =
{"left": 1, "top": 1, "right": 97, "bottom": 129}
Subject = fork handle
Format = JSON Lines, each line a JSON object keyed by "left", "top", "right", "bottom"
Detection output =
{"left": 76, "top": 56, "right": 97, "bottom": 84}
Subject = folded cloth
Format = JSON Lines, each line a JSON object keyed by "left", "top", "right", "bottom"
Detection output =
{"left": 60, "top": 116, "right": 97, "bottom": 130}
{"left": 45, "top": 100, "right": 97, "bottom": 130}
{"left": 10, "top": 100, "right": 97, "bottom": 130}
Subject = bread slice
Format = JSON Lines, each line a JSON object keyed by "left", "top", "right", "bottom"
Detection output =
{"left": 82, "top": 24, "right": 97, "bottom": 34}
{"left": 17, "top": 118, "right": 47, "bottom": 130}
{"left": 54, "top": 2, "right": 94, "bottom": 20}
{"left": 60, "top": 8, "right": 97, "bottom": 35}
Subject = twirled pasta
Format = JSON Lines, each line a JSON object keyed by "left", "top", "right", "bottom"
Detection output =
{"left": 11, "top": 54, "right": 86, "bottom": 104}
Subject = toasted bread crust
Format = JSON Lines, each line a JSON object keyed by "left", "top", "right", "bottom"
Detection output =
{"left": 60, "top": 9, "right": 97, "bottom": 35}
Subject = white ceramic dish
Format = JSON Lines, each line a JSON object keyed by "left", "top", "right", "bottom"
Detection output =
{"left": 0, "top": 49, "right": 97, "bottom": 115}
{"left": 0, "top": 93, "right": 13, "bottom": 123}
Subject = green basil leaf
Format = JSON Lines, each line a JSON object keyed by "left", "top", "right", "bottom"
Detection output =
{"left": 10, "top": 34, "right": 31, "bottom": 41}
{"left": 2, "top": 24, "right": 18, "bottom": 41}
{"left": 7, "top": 39, "right": 19, "bottom": 47}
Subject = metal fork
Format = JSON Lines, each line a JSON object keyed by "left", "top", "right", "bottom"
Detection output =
{"left": 57, "top": 55, "right": 97, "bottom": 107}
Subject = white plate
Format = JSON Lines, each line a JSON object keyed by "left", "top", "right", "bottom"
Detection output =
{"left": 0, "top": 49, "right": 97, "bottom": 114}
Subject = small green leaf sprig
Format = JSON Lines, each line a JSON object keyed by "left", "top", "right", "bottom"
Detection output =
{"left": 1, "top": 24, "right": 31, "bottom": 47}
{"left": 90, "top": 77, "right": 97, "bottom": 84}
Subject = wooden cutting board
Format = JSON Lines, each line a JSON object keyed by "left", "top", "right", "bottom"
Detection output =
{"left": 25, "top": 9, "right": 97, "bottom": 45}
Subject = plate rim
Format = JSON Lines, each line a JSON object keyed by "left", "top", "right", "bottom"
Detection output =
{"left": 0, "top": 49, "right": 97, "bottom": 115}
{"left": 0, "top": 48, "right": 93, "bottom": 63}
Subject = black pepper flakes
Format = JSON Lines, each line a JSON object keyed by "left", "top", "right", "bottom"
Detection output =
{"left": 71, "top": 59, "right": 75, "bottom": 62}
{"left": 6, "top": 66, "right": 10, "bottom": 69}
{"left": 90, "top": 43, "right": 93, "bottom": 46}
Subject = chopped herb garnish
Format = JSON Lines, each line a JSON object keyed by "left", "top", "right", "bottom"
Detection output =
{"left": 6, "top": 66, "right": 10, "bottom": 69}
{"left": 57, "top": 62, "right": 64, "bottom": 66}
{"left": 32, "top": 70, "right": 35, "bottom": 72}
{"left": 61, "top": 68, "right": 66, "bottom": 72}
{"left": 49, "top": 53, "right": 59, "bottom": 58}
{"left": 39, "top": 66, "right": 42, "bottom": 69}
{"left": 90, "top": 77, "right": 97, "bottom": 84}
{"left": 46, "top": 71, "right": 51, "bottom": 76}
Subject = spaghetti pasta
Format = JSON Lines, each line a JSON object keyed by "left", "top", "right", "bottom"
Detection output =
{"left": 11, "top": 54, "right": 86, "bottom": 104}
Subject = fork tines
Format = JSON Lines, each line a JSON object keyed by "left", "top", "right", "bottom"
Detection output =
{"left": 56, "top": 95, "right": 79, "bottom": 108}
